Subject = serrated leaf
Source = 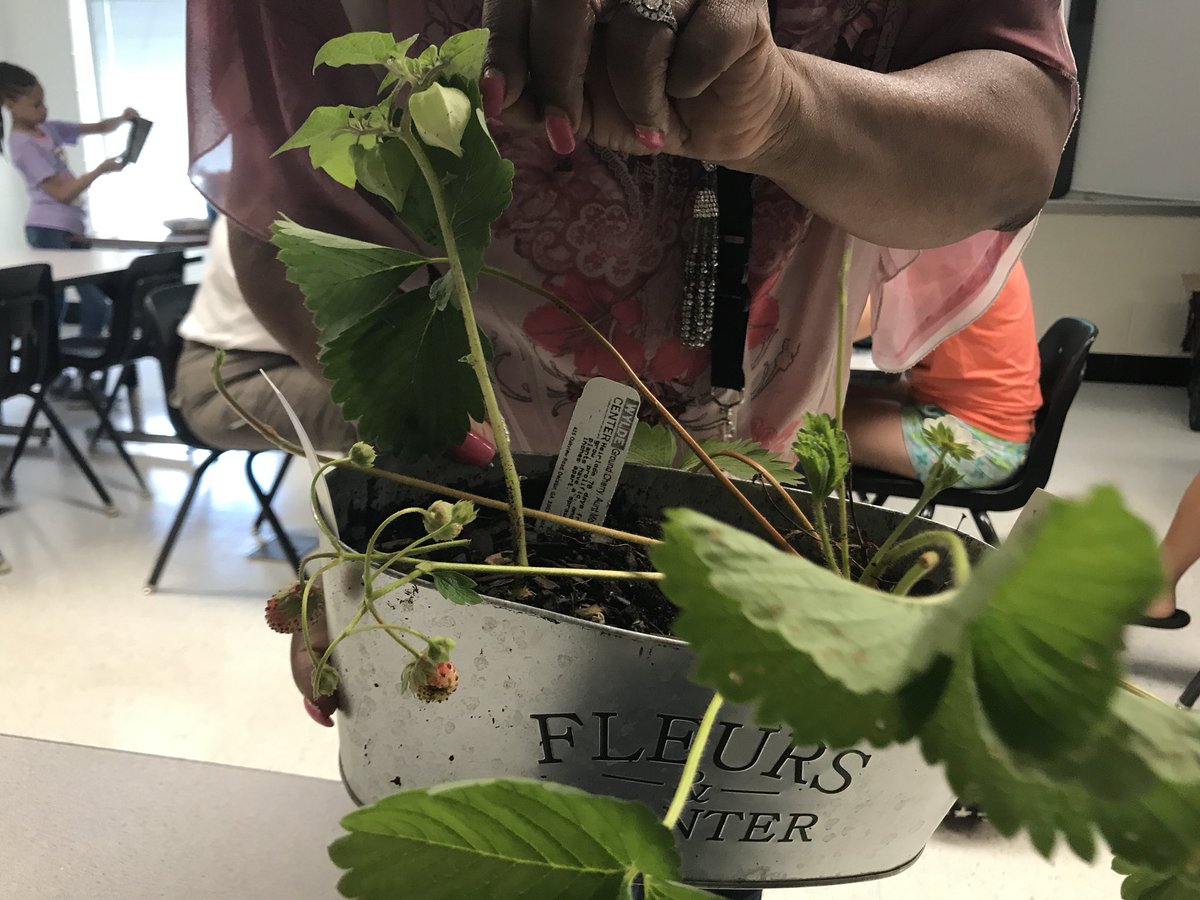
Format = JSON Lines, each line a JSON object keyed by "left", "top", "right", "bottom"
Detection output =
{"left": 968, "top": 487, "right": 1162, "bottom": 760}
{"left": 791, "top": 413, "right": 849, "bottom": 501}
{"left": 351, "top": 140, "right": 417, "bottom": 213}
{"left": 310, "top": 130, "right": 360, "bottom": 187}
{"left": 652, "top": 509, "right": 981, "bottom": 746}
{"left": 684, "top": 438, "right": 802, "bottom": 486}
{"left": 276, "top": 106, "right": 364, "bottom": 155}
{"left": 321, "top": 286, "right": 486, "bottom": 459}
{"left": 271, "top": 219, "right": 431, "bottom": 345}
{"left": 400, "top": 77, "right": 513, "bottom": 288}
{"left": 627, "top": 422, "right": 678, "bottom": 469}
{"left": 328, "top": 779, "right": 717, "bottom": 900}
{"left": 432, "top": 571, "right": 482, "bottom": 606}
{"left": 1114, "top": 858, "right": 1200, "bottom": 900}
{"left": 438, "top": 29, "right": 489, "bottom": 82}
{"left": 314, "top": 32, "right": 407, "bottom": 70}
{"left": 921, "top": 650, "right": 1200, "bottom": 874}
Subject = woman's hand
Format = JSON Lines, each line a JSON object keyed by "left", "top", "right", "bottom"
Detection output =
{"left": 482, "top": 0, "right": 787, "bottom": 163}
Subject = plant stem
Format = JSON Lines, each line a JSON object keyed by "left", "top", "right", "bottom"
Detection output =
{"left": 401, "top": 128, "right": 529, "bottom": 568}
{"left": 708, "top": 450, "right": 819, "bottom": 542}
{"left": 869, "top": 531, "right": 971, "bottom": 591}
{"left": 811, "top": 503, "right": 840, "bottom": 574}
{"left": 210, "top": 351, "right": 658, "bottom": 547}
{"left": 893, "top": 552, "right": 940, "bottom": 596}
{"left": 858, "top": 451, "right": 951, "bottom": 588}
{"left": 834, "top": 244, "right": 853, "bottom": 579}
{"left": 482, "top": 265, "right": 797, "bottom": 556}
{"left": 661, "top": 692, "right": 725, "bottom": 830}
{"left": 363, "top": 507, "right": 426, "bottom": 596}
{"left": 414, "top": 561, "right": 664, "bottom": 582}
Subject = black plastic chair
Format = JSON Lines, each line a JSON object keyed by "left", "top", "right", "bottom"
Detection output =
{"left": 140, "top": 282, "right": 299, "bottom": 592}
{"left": 852, "top": 317, "right": 1100, "bottom": 545}
{"left": 1, "top": 264, "right": 116, "bottom": 513}
{"left": 60, "top": 251, "right": 186, "bottom": 494}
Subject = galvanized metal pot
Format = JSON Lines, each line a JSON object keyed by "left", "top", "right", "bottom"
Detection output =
{"left": 324, "top": 456, "right": 982, "bottom": 890}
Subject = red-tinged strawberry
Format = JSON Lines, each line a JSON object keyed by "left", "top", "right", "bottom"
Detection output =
{"left": 264, "top": 580, "right": 323, "bottom": 634}
{"left": 403, "top": 655, "right": 460, "bottom": 703}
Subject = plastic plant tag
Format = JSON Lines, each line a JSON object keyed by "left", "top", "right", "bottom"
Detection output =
{"left": 261, "top": 370, "right": 339, "bottom": 548}
{"left": 1004, "top": 487, "right": 1057, "bottom": 544}
{"left": 539, "top": 377, "right": 642, "bottom": 526}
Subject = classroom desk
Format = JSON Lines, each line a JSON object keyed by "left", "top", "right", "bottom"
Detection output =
{"left": 0, "top": 246, "right": 150, "bottom": 288}
{"left": 0, "top": 734, "right": 353, "bottom": 900}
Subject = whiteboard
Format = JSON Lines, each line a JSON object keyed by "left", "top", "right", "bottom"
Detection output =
{"left": 1069, "top": 0, "right": 1200, "bottom": 202}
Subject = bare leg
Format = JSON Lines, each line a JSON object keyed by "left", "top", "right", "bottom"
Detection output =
{"left": 1146, "top": 471, "right": 1200, "bottom": 618}
{"left": 842, "top": 387, "right": 918, "bottom": 479}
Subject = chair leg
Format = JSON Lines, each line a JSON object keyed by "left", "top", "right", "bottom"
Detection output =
{"left": 245, "top": 452, "right": 301, "bottom": 571}
{"left": 3, "top": 398, "right": 42, "bottom": 485}
{"left": 83, "top": 385, "right": 148, "bottom": 496}
{"left": 252, "top": 454, "right": 293, "bottom": 537}
{"left": 34, "top": 395, "right": 116, "bottom": 513}
{"left": 872, "top": 494, "right": 890, "bottom": 506}
{"left": 89, "top": 366, "right": 123, "bottom": 451}
{"left": 1179, "top": 670, "right": 1200, "bottom": 710}
{"left": 146, "top": 450, "right": 223, "bottom": 592}
{"left": 972, "top": 510, "right": 1000, "bottom": 546}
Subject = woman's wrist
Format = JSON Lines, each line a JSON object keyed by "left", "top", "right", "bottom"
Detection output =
{"left": 720, "top": 49, "right": 808, "bottom": 182}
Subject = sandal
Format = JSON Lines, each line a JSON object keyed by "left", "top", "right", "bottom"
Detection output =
{"left": 1137, "top": 609, "right": 1191, "bottom": 629}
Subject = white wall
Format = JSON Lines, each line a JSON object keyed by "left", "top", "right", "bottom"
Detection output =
{"left": 1024, "top": 214, "right": 1200, "bottom": 358}
{"left": 0, "top": 0, "right": 94, "bottom": 249}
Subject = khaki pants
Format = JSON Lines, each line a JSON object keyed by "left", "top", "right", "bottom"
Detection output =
{"left": 174, "top": 341, "right": 356, "bottom": 453}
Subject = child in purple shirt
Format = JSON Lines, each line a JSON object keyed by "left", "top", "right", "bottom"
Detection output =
{"left": 1, "top": 62, "right": 135, "bottom": 341}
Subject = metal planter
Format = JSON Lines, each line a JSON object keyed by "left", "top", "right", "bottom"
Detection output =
{"left": 324, "top": 456, "right": 981, "bottom": 890}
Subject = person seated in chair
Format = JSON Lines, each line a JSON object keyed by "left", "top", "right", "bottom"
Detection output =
{"left": 843, "top": 261, "right": 1041, "bottom": 489}
{"left": 173, "top": 215, "right": 357, "bottom": 453}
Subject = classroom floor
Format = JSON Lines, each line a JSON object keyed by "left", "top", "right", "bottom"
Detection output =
{"left": 1, "top": 372, "right": 1197, "bottom": 900}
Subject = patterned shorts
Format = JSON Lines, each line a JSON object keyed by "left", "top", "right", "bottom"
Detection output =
{"left": 899, "top": 404, "right": 1030, "bottom": 489}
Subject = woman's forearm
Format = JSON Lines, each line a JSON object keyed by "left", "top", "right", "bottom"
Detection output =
{"left": 736, "top": 49, "right": 1075, "bottom": 249}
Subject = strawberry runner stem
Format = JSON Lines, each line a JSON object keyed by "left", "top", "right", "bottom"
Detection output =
{"left": 661, "top": 692, "right": 725, "bottom": 830}
{"left": 401, "top": 124, "right": 530, "bottom": 569}
{"left": 481, "top": 265, "right": 798, "bottom": 556}
{"left": 209, "top": 352, "right": 659, "bottom": 547}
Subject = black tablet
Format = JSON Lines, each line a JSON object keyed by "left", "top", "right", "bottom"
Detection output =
{"left": 121, "top": 117, "right": 153, "bottom": 165}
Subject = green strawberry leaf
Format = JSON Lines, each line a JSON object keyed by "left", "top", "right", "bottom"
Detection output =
{"left": 652, "top": 509, "right": 983, "bottom": 746}
{"left": 1113, "top": 858, "right": 1200, "bottom": 899}
{"left": 276, "top": 104, "right": 384, "bottom": 187}
{"left": 791, "top": 413, "right": 849, "bottom": 501}
{"left": 328, "top": 779, "right": 718, "bottom": 900}
{"left": 968, "top": 487, "right": 1162, "bottom": 760}
{"left": 627, "top": 422, "right": 678, "bottom": 469}
{"left": 432, "top": 572, "right": 483, "bottom": 606}
{"left": 271, "top": 219, "right": 431, "bottom": 346}
{"left": 921, "top": 650, "right": 1200, "bottom": 873}
{"left": 437, "top": 29, "right": 489, "bottom": 82}
{"left": 314, "top": 32, "right": 413, "bottom": 71}
{"left": 399, "top": 78, "right": 513, "bottom": 288}
{"left": 320, "top": 285, "right": 486, "bottom": 459}
{"left": 351, "top": 139, "right": 417, "bottom": 213}
{"left": 685, "top": 438, "right": 802, "bottom": 486}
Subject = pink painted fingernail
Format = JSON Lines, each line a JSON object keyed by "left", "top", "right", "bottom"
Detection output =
{"left": 304, "top": 697, "right": 334, "bottom": 728}
{"left": 452, "top": 431, "right": 496, "bottom": 467}
{"left": 544, "top": 108, "right": 576, "bottom": 155}
{"left": 635, "top": 127, "right": 665, "bottom": 151}
{"left": 480, "top": 69, "right": 506, "bottom": 120}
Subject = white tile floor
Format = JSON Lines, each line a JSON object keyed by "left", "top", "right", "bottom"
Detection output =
{"left": 1, "top": 373, "right": 1197, "bottom": 899}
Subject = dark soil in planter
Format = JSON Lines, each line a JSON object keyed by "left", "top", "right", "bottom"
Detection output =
{"left": 333, "top": 461, "right": 932, "bottom": 638}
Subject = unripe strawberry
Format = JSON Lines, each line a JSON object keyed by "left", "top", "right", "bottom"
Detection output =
{"left": 264, "top": 580, "right": 323, "bottom": 634}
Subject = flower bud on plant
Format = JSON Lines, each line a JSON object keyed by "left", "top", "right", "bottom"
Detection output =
{"left": 424, "top": 501, "right": 459, "bottom": 536}
{"left": 349, "top": 442, "right": 377, "bottom": 469}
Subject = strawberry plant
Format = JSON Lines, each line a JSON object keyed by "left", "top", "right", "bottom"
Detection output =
{"left": 218, "top": 29, "right": 1200, "bottom": 900}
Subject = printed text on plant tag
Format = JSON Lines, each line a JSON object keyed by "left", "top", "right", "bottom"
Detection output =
{"left": 540, "top": 377, "right": 642, "bottom": 525}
